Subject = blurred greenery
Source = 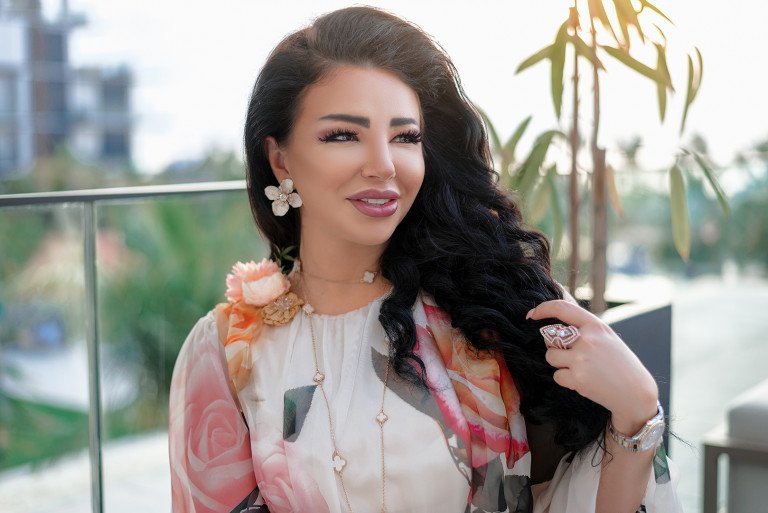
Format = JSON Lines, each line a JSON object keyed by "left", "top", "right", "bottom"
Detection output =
{"left": 99, "top": 193, "right": 266, "bottom": 435}
{"left": 0, "top": 148, "right": 267, "bottom": 470}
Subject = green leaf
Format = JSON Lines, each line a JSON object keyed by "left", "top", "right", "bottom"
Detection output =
{"left": 587, "top": 0, "right": 619, "bottom": 44}
{"left": 612, "top": 0, "right": 645, "bottom": 48}
{"left": 569, "top": 33, "right": 605, "bottom": 70}
{"left": 516, "top": 44, "right": 552, "bottom": 74}
{"left": 669, "top": 164, "right": 690, "bottom": 262}
{"left": 545, "top": 167, "right": 564, "bottom": 257}
{"left": 690, "top": 151, "right": 732, "bottom": 218}
{"left": 680, "top": 47, "right": 703, "bottom": 135}
{"left": 639, "top": 0, "right": 674, "bottom": 25}
{"left": 602, "top": 46, "right": 671, "bottom": 87}
{"left": 655, "top": 43, "right": 674, "bottom": 91}
{"left": 528, "top": 164, "right": 554, "bottom": 224}
{"left": 655, "top": 81, "right": 667, "bottom": 122}
{"left": 613, "top": 0, "right": 645, "bottom": 49}
{"left": 478, "top": 107, "right": 503, "bottom": 160}
{"left": 551, "top": 22, "right": 569, "bottom": 119}
{"left": 513, "top": 130, "right": 562, "bottom": 195}
{"left": 501, "top": 115, "right": 532, "bottom": 172}
{"left": 654, "top": 43, "right": 672, "bottom": 122}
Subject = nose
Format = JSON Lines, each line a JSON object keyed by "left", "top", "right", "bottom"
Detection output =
{"left": 361, "top": 138, "right": 396, "bottom": 180}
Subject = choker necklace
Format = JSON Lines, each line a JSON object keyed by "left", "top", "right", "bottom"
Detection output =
{"left": 301, "top": 301, "right": 392, "bottom": 513}
{"left": 295, "top": 258, "right": 379, "bottom": 285}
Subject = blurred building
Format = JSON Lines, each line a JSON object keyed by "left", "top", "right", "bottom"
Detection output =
{"left": 0, "top": 0, "right": 132, "bottom": 178}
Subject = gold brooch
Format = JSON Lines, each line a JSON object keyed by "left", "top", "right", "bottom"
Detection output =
{"left": 262, "top": 292, "right": 304, "bottom": 326}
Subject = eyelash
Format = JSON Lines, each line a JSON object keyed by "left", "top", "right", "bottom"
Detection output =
{"left": 318, "top": 128, "right": 423, "bottom": 144}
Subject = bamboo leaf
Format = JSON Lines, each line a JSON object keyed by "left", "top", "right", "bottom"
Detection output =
{"left": 602, "top": 46, "right": 670, "bottom": 87}
{"left": 587, "top": 0, "right": 619, "bottom": 44}
{"left": 528, "top": 164, "right": 555, "bottom": 224}
{"left": 669, "top": 164, "right": 691, "bottom": 262}
{"left": 654, "top": 43, "right": 672, "bottom": 121}
{"left": 606, "top": 164, "right": 624, "bottom": 217}
{"left": 655, "top": 43, "right": 674, "bottom": 91}
{"left": 502, "top": 115, "right": 533, "bottom": 171}
{"left": 656, "top": 81, "right": 667, "bottom": 122}
{"left": 690, "top": 151, "right": 732, "bottom": 218}
{"left": 545, "top": 167, "right": 564, "bottom": 257}
{"left": 639, "top": 0, "right": 674, "bottom": 25}
{"left": 513, "top": 130, "right": 561, "bottom": 195}
{"left": 569, "top": 33, "right": 605, "bottom": 70}
{"left": 612, "top": 0, "right": 645, "bottom": 48}
{"left": 680, "top": 48, "right": 703, "bottom": 135}
{"left": 516, "top": 44, "right": 552, "bottom": 74}
{"left": 478, "top": 107, "right": 503, "bottom": 161}
{"left": 551, "top": 22, "right": 568, "bottom": 119}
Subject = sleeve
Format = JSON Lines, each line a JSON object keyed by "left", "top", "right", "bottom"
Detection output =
{"left": 168, "top": 312, "right": 262, "bottom": 513}
{"left": 530, "top": 442, "right": 683, "bottom": 513}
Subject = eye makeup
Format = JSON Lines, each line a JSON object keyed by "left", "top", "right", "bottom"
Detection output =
{"left": 318, "top": 128, "right": 422, "bottom": 144}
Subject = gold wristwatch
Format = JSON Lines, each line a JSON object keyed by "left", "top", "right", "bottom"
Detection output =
{"left": 608, "top": 401, "right": 665, "bottom": 453}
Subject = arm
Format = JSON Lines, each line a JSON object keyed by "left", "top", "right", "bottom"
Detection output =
{"left": 596, "top": 402, "right": 660, "bottom": 512}
{"left": 527, "top": 300, "right": 669, "bottom": 513}
{"left": 168, "top": 313, "right": 259, "bottom": 513}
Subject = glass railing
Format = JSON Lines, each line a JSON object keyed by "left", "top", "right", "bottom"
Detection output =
{"left": 0, "top": 181, "right": 268, "bottom": 513}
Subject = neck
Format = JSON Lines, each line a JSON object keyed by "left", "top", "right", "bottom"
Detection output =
{"left": 290, "top": 231, "right": 391, "bottom": 314}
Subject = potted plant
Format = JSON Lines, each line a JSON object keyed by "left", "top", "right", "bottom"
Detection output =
{"left": 481, "top": 0, "right": 730, "bottom": 314}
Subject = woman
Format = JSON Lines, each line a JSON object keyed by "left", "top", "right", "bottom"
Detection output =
{"left": 169, "top": 6, "right": 680, "bottom": 513}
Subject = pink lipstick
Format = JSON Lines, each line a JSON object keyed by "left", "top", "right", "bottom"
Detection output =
{"left": 348, "top": 189, "right": 400, "bottom": 218}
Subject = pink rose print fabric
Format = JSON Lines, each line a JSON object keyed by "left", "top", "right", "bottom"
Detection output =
{"left": 415, "top": 303, "right": 530, "bottom": 469}
{"left": 168, "top": 315, "right": 258, "bottom": 513}
{"left": 249, "top": 423, "right": 330, "bottom": 513}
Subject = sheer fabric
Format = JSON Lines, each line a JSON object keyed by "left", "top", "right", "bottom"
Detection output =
{"left": 169, "top": 291, "right": 681, "bottom": 513}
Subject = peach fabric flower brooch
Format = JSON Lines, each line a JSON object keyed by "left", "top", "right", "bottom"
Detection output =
{"left": 225, "top": 258, "right": 303, "bottom": 326}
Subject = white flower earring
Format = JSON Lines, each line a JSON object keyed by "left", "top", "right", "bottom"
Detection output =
{"left": 264, "top": 178, "right": 302, "bottom": 216}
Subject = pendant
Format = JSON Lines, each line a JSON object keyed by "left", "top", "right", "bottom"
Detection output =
{"left": 331, "top": 450, "right": 347, "bottom": 474}
{"left": 375, "top": 410, "right": 389, "bottom": 426}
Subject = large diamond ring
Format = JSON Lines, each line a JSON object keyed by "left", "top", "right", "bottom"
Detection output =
{"left": 540, "top": 323, "right": 580, "bottom": 349}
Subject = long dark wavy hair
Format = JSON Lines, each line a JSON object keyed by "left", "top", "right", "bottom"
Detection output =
{"left": 243, "top": 6, "right": 609, "bottom": 454}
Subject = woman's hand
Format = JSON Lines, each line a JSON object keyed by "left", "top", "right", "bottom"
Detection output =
{"left": 526, "top": 299, "right": 659, "bottom": 434}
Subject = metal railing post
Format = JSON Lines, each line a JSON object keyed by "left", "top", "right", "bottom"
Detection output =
{"left": 83, "top": 201, "right": 104, "bottom": 513}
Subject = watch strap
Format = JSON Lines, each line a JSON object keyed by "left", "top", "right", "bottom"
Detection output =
{"left": 608, "top": 401, "right": 665, "bottom": 453}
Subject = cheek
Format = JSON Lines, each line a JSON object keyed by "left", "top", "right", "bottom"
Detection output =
{"left": 291, "top": 152, "right": 350, "bottom": 197}
{"left": 402, "top": 155, "right": 425, "bottom": 196}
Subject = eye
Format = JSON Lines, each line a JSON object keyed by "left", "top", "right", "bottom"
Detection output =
{"left": 393, "top": 129, "right": 422, "bottom": 144}
{"left": 319, "top": 128, "right": 358, "bottom": 142}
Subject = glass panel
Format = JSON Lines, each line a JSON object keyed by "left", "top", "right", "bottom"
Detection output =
{"left": 0, "top": 203, "right": 92, "bottom": 513}
{"left": 96, "top": 191, "right": 266, "bottom": 512}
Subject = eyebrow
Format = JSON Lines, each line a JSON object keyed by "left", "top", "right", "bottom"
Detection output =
{"left": 318, "top": 114, "right": 419, "bottom": 128}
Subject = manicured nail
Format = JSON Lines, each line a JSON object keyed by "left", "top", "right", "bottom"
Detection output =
{"left": 525, "top": 309, "right": 533, "bottom": 320}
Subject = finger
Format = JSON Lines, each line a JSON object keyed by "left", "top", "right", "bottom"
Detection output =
{"left": 526, "top": 299, "right": 597, "bottom": 328}
{"left": 552, "top": 368, "right": 577, "bottom": 390}
{"left": 544, "top": 348, "right": 571, "bottom": 369}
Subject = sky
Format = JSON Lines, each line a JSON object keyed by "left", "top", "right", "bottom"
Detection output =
{"left": 51, "top": 1, "right": 768, "bottom": 183}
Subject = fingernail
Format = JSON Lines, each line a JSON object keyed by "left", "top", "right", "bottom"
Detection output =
{"left": 525, "top": 309, "right": 533, "bottom": 320}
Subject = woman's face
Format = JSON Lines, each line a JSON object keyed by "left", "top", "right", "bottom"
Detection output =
{"left": 266, "top": 65, "right": 425, "bottom": 250}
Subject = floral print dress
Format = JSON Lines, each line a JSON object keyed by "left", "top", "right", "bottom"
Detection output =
{"left": 169, "top": 282, "right": 682, "bottom": 513}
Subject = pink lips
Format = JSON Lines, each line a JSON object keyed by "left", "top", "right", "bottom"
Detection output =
{"left": 348, "top": 189, "right": 400, "bottom": 217}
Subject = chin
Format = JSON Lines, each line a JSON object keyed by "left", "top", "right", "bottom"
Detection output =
{"left": 347, "top": 224, "right": 399, "bottom": 247}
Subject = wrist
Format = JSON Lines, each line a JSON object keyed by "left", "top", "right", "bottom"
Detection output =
{"left": 607, "top": 400, "right": 665, "bottom": 453}
{"left": 610, "top": 397, "right": 660, "bottom": 435}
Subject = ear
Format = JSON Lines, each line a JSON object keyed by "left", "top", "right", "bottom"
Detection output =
{"left": 265, "top": 136, "right": 290, "bottom": 183}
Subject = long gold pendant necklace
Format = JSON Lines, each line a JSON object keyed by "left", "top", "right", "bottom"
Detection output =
{"left": 297, "top": 261, "right": 391, "bottom": 513}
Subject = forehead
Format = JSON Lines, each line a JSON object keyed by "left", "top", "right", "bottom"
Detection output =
{"left": 295, "top": 66, "right": 422, "bottom": 122}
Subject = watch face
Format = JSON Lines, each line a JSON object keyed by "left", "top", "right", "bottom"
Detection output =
{"left": 640, "top": 423, "right": 665, "bottom": 451}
